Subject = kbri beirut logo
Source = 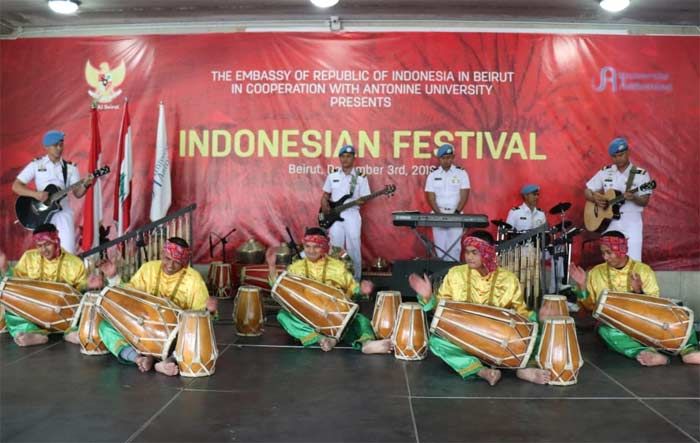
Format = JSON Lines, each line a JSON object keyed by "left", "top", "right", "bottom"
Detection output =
{"left": 85, "top": 60, "right": 126, "bottom": 103}
{"left": 594, "top": 66, "right": 672, "bottom": 93}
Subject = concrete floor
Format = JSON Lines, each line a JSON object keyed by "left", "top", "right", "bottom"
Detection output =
{"left": 1, "top": 298, "right": 699, "bottom": 443}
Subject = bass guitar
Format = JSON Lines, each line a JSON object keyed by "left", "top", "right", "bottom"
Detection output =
{"left": 15, "top": 166, "right": 111, "bottom": 230}
{"left": 318, "top": 184, "right": 396, "bottom": 229}
{"left": 583, "top": 180, "right": 656, "bottom": 233}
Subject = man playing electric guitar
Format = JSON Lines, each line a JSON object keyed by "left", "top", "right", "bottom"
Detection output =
{"left": 584, "top": 137, "right": 653, "bottom": 261}
{"left": 12, "top": 130, "right": 94, "bottom": 254}
{"left": 320, "top": 145, "right": 370, "bottom": 280}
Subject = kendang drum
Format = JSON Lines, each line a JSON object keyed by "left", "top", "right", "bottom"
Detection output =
{"left": 206, "top": 261, "right": 222, "bottom": 291}
{"left": 233, "top": 285, "right": 264, "bottom": 336}
{"left": 240, "top": 264, "right": 285, "bottom": 293}
{"left": 540, "top": 294, "right": 569, "bottom": 318}
{"left": 74, "top": 291, "right": 109, "bottom": 355}
{"left": 173, "top": 310, "right": 218, "bottom": 377}
{"left": 372, "top": 291, "right": 402, "bottom": 339}
{"left": 271, "top": 271, "right": 358, "bottom": 340}
{"left": 0, "top": 305, "right": 7, "bottom": 333}
{"left": 0, "top": 277, "right": 81, "bottom": 332}
{"left": 392, "top": 302, "right": 428, "bottom": 361}
{"left": 96, "top": 286, "right": 181, "bottom": 360}
{"left": 210, "top": 263, "right": 233, "bottom": 299}
{"left": 430, "top": 300, "right": 538, "bottom": 369}
{"left": 536, "top": 316, "right": 584, "bottom": 386}
{"left": 594, "top": 290, "right": 694, "bottom": 354}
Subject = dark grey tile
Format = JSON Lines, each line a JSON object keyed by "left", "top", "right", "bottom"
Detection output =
{"left": 1, "top": 342, "right": 188, "bottom": 442}
{"left": 413, "top": 398, "right": 696, "bottom": 443}
{"left": 645, "top": 400, "right": 700, "bottom": 442}
{"left": 133, "top": 390, "right": 415, "bottom": 443}
{"left": 0, "top": 333, "right": 62, "bottom": 366}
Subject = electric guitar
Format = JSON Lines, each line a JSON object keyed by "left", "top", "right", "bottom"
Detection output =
{"left": 583, "top": 180, "right": 656, "bottom": 233}
{"left": 318, "top": 184, "right": 396, "bottom": 229}
{"left": 15, "top": 166, "right": 111, "bottom": 230}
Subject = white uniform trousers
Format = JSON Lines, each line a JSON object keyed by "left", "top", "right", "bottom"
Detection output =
{"left": 606, "top": 211, "right": 643, "bottom": 261}
{"left": 328, "top": 210, "right": 362, "bottom": 280}
{"left": 49, "top": 208, "right": 76, "bottom": 254}
{"left": 432, "top": 226, "right": 463, "bottom": 262}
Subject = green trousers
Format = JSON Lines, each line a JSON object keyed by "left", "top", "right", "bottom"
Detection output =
{"left": 429, "top": 335, "right": 485, "bottom": 379}
{"left": 5, "top": 311, "right": 49, "bottom": 338}
{"left": 98, "top": 320, "right": 135, "bottom": 365}
{"left": 277, "top": 310, "right": 375, "bottom": 351}
{"left": 598, "top": 324, "right": 699, "bottom": 358}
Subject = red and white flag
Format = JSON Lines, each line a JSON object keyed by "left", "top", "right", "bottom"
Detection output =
{"left": 81, "top": 106, "right": 103, "bottom": 250}
{"left": 113, "top": 100, "right": 133, "bottom": 237}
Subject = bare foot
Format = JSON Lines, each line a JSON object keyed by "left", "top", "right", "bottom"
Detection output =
{"left": 136, "top": 355, "right": 155, "bottom": 372}
{"left": 319, "top": 337, "right": 338, "bottom": 352}
{"left": 14, "top": 333, "right": 49, "bottom": 347}
{"left": 63, "top": 331, "right": 80, "bottom": 345}
{"left": 636, "top": 350, "right": 669, "bottom": 367}
{"left": 361, "top": 338, "right": 393, "bottom": 354}
{"left": 516, "top": 368, "right": 551, "bottom": 385}
{"left": 155, "top": 360, "right": 180, "bottom": 376}
{"left": 477, "top": 368, "right": 502, "bottom": 386}
{"left": 681, "top": 351, "right": 700, "bottom": 365}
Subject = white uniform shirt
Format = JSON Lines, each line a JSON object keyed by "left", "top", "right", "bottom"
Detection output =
{"left": 586, "top": 163, "right": 652, "bottom": 214}
{"left": 506, "top": 203, "right": 547, "bottom": 232}
{"left": 425, "top": 165, "right": 470, "bottom": 213}
{"left": 16, "top": 155, "right": 80, "bottom": 207}
{"left": 322, "top": 168, "right": 371, "bottom": 214}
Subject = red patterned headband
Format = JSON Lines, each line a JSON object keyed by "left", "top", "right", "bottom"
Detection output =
{"left": 600, "top": 235, "right": 628, "bottom": 257}
{"left": 303, "top": 234, "right": 330, "bottom": 254}
{"left": 163, "top": 240, "right": 191, "bottom": 265}
{"left": 33, "top": 231, "right": 60, "bottom": 245}
{"left": 462, "top": 236, "right": 498, "bottom": 274}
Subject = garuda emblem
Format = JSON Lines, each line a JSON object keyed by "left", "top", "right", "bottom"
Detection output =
{"left": 85, "top": 60, "right": 126, "bottom": 103}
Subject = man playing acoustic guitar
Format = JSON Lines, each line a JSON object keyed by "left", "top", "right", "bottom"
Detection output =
{"left": 584, "top": 137, "right": 653, "bottom": 261}
{"left": 12, "top": 130, "right": 94, "bottom": 254}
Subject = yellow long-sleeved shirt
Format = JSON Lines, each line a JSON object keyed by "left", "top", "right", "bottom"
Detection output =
{"left": 127, "top": 261, "right": 208, "bottom": 310}
{"left": 580, "top": 259, "right": 659, "bottom": 312}
{"left": 14, "top": 248, "right": 86, "bottom": 291}
{"left": 423, "top": 264, "right": 531, "bottom": 318}
{"left": 287, "top": 257, "right": 358, "bottom": 300}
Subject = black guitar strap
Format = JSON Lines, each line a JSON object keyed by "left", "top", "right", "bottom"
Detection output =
{"left": 624, "top": 164, "right": 638, "bottom": 192}
{"left": 61, "top": 160, "right": 68, "bottom": 188}
{"left": 348, "top": 169, "right": 358, "bottom": 196}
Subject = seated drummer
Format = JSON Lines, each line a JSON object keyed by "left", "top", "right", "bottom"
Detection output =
{"left": 4, "top": 223, "right": 91, "bottom": 347}
{"left": 266, "top": 227, "right": 391, "bottom": 354}
{"left": 409, "top": 231, "right": 551, "bottom": 386}
{"left": 96, "top": 237, "right": 217, "bottom": 376}
{"left": 570, "top": 231, "right": 700, "bottom": 366}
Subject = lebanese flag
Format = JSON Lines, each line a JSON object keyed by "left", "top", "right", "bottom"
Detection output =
{"left": 113, "top": 100, "right": 133, "bottom": 236}
{"left": 81, "top": 106, "right": 103, "bottom": 251}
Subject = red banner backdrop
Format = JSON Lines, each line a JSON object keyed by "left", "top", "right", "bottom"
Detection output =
{"left": 1, "top": 33, "right": 698, "bottom": 269}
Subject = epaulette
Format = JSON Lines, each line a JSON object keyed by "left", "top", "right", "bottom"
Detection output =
{"left": 34, "top": 156, "right": 43, "bottom": 161}
{"left": 456, "top": 166, "right": 464, "bottom": 170}
{"left": 537, "top": 207, "right": 544, "bottom": 212}
{"left": 64, "top": 160, "right": 74, "bottom": 165}
{"left": 332, "top": 167, "right": 339, "bottom": 173}
{"left": 636, "top": 167, "right": 647, "bottom": 175}
{"left": 602, "top": 164, "right": 613, "bottom": 170}
{"left": 511, "top": 206, "right": 519, "bottom": 210}
{"left": 357, "top": 171, "right": 366, "bottom": 177}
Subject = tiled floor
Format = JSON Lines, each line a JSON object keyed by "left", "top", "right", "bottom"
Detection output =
{"left": 1, "top": 299, "right": 698, "bottom": 443}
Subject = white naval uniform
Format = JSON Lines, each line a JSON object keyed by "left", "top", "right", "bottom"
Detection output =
{"left": 425, "top": 165, "right": 471, "bottom": 261}
{"left": 586, "top": 163, "right": 653, "bottom": 261}
{"left": 506, "top": 203, "right": 546, "bottom": 232}
{"left": 322, "top": 167, "right": 370, "bottom": 280}
{"left": 16, "top": 155, "right": 80, "bottom": 253}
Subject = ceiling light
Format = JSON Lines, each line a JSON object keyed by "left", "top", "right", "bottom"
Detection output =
{"left": 310, "top": 0, "right": 339, "bottom": 8}
{"left": 599, "top": 0, "right": 630, "bottom": 13}
{"left": 48, "top": 0, "right": 81, "bottom": 14}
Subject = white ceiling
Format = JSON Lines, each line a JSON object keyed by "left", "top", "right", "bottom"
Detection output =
{"left": 0, "top": 0, "right": 698, "bottom": 37}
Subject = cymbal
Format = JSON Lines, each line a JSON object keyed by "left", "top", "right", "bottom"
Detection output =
{"left": 491, "top": 219, "right": 514, "bottom": 230}
{"left": 549, "top": 202, "right": 572, "bottom": 214}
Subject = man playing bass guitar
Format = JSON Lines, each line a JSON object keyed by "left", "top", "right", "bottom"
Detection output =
{"left": 320, "top": 145, "right": 369, "bottom": 280}
{"left": 584, "top": 137, "right": 653, "bottom": 261}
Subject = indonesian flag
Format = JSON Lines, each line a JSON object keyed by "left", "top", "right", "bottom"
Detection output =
{"left": 81, "top": 106, "right": 103, "bottom": 251}
{"left": 149, "top": 101, "right": 172, "bottom": 221}
{"left": 113, "top": 100, "right": 133, "bottom": 236}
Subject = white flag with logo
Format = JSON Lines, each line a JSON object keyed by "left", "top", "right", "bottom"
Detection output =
{"left": 149, "top": 101, "right": 171, "bottom": 221}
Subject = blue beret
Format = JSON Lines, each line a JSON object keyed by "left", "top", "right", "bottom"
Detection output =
{"left": 43, "top": 130, "right": 65, "bottom": 147}
{"left": 338, "top": 145, "right": 355, "bottom": 156}
{"left": 608, "top": 137, "right": 629, "bottom": 156}
{"left": 520, "top": 184, "right": 540, "bottom": 195}
{"left": 436, "top": 143, "right": 454, "bottom": 157}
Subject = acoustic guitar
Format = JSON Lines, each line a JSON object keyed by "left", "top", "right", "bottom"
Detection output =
{"left": 318, "top": 184, "right": 396, "bottom": 229}
{"left": 15, "top": 166, "right": 110, "bottom": 230}
{"left": 583, "top": 180, "right": 656, "bottom": 232}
